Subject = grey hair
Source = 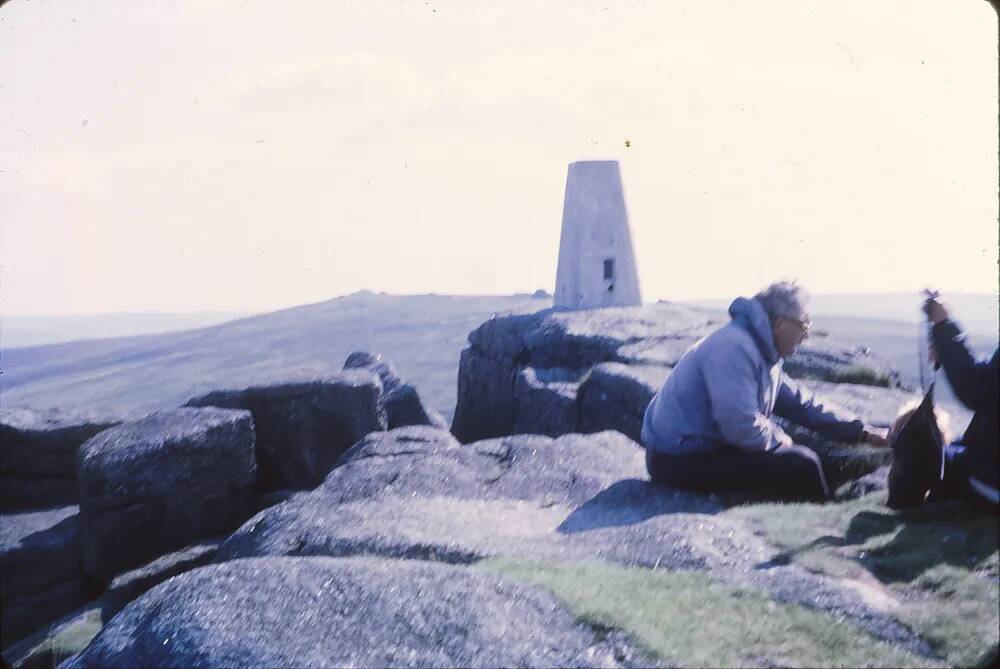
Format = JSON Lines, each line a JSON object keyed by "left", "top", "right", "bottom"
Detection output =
{"left": 754, "top": 280, "right": 810, "bottom": 321}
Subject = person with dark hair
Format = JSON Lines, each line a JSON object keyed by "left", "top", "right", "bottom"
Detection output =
{"left": 923, "top": 291, "right": 998, "bottom": 506}
{"left": 641, "top": 280, "right": 889, "bottom": 502}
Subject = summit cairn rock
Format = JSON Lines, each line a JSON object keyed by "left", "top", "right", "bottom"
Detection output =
{"left": 186, "top": 370, "right": 387, "bottom": 491}
{"left": 78, "top": 408, "right": 256, "bottom": 579}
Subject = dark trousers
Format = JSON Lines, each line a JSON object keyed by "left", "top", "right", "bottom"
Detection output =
{"left": 929, "top": 443, "right": 999, "bottom": 509}
{"left": 646, "top": 444, "right": 831, "bottom": 503}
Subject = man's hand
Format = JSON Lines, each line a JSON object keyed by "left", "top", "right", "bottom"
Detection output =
{"left": 922, "top": 289, "right": 948, "bottom": 324}
{"left": 862, "top": 426, "right": 890, "bottom": 447}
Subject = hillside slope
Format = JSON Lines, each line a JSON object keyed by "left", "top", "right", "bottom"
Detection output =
{"left": 0, "top": 293, "right": 547, "bottom": 421}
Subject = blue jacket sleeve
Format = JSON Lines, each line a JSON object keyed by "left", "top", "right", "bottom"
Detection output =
{"left": 931, "top": 320, "right": 999, "bottom": 412}
{"left": 701, "top": 340, "right": 791, "bottom": 452}
{"left": 774, "top": 376, "right": 866, "bottom": 443}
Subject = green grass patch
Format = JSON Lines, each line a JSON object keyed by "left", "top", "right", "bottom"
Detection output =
{"left": 729, "top": 495, "right": 999, "bottom": 666}
{"left": 478, "top": 557, "right": 936, "bottom": 668}
{"left": 3, "top": 608, "right": 103, "bottom": 669}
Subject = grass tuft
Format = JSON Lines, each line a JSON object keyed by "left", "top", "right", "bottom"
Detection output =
{"left": 478, "top": 557, "right": 937, "bottom": 668}
{"left": 729, "top": 495, "right": 999, "bottom": 666}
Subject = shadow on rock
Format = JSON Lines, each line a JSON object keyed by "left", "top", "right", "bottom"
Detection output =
{"left": 757, "top": 502, "right": 998, "bottom": 584}
{"left": 556, "top": 479, "right": 720, "bottom": 534}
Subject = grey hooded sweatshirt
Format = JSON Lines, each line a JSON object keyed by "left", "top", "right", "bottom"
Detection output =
{"left": 641, "top": 297, "right": 865, "bottom": 454}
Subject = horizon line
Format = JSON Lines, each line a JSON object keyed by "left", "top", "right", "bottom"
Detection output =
{"left": 3, "top": 288, "right": 998, "bottom": 320}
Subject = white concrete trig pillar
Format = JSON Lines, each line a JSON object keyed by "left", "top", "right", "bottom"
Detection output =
{"left": 553, "top": 160, "right": 642, "bottom": 310}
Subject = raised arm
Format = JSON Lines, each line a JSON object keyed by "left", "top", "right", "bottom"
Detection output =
{"left": 931, "top": 320, "right": 999, "bottom": 411}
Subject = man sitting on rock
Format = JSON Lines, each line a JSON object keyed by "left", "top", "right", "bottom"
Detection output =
{"left": 641, "top": 280, "right": 889, "bottom": 502}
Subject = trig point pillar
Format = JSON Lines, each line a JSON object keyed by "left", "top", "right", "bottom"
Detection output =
{"left": 553, "top": 160, "right": 642, "bottom": 310}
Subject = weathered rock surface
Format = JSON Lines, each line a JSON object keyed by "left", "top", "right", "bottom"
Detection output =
{"left": 214, "top": 430, "right": 937, "bottom": 653}
{"left": 577, "top": 363, "right": 669, "bottom": 443}
{"left": 63, "top": 556, "right": 646, "bottom": 668}
{"left": 344, "top": 351, "right": 447, "bottom": 429}
{"left": 512, "top": 366, "right": 580, "bottom": 437}
{"left": 452, "top": 304, "right": 899, "bottom": 445}
{"left": 318, "top": 427, "right": 648, "bottom": 507}
{"left": 1, "top": 506, "right": 82, "bottom": 646}
{"left": 0, "top": 408, "right": 124, "bottom": 510}
{"left": 1, "top": 538, "right": 222, "bottom": 662}
{"left": 100, "top": 537, "right": 222, "bottom": 620}
{"left": 343, "top": 350, "right": 403, "bottom": 393}
{"left": 186, "top": 370, "right": 387, "bottom": 491}
{"left": 78, "top": 408, "right": 256, "bottom": 579}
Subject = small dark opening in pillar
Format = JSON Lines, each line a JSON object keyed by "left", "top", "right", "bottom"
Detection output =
{"left": 603, "top": 258, "right": 615, "bottom": 280}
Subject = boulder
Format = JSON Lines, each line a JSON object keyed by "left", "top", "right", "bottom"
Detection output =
{"left": 0, "top": 408, "right": 123, "bottom": 510}
{"left": 342, "top": 351, "right": 446, "bottom": 429}
{"left": 343, "top": 351, "right": 403, "bottom": 394}
{"left": 384, "top": 384, "right": 448, "bottom": 430}
{"left": 0, "top": 478, "right": 79, "bottom": 514}
{"left": 216, "top": 430, "right": 733, "bottom": 569}
{"left": 452, "top": 304, "right": 902, "bottom": 444}
{"left": 1, "top": 537, "right": 221, "bottom": 663}
{"left": 213, "top": 431, "right": 933, "bottom": 652}
{"left": 100, "top": 538, "right": 222, "bottom": 620}
{"left": 323, "top": 428, "right": 646, "bottom": 507}
{"left": 186, "top": 370, "right": 387, "bottom": 491}
{"left": 451, "top": 313, "right": 544, "bottom": 442}
{"left": 577, "top": 363, "right": 669, "bottom": 442}
{"left": 512, "top": 367, "right": 580, "bottom": 437}
{"left": 78, "top": 408, "right": 256, "bottom": 579}
{"left": 63, "top": 556, "right": 644, "bottom": 668}
{"left": 612, "top": 335, "right": 705, "bottom": 366}
{"left": 0, "top": 506, "right": 82, "bottom": 646}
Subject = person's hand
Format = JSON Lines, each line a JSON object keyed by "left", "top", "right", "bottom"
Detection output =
{"left": 862, "top": 426, "right": 890, "bottom": 447}
{"left": 922, "top": 289, "right": 948, "bottom": 324}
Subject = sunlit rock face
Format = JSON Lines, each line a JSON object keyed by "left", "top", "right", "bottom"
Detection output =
{"left": 554, "top": 161, "right": 642, "bottom": 310}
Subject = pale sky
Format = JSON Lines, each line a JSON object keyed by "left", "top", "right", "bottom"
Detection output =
{"left": 1, "top": 0, "right": 997, "bottom": 316}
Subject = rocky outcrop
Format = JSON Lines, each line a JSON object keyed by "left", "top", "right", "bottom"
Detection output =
{"left": 344, "top": 351, "right": 447, "bottom": 430}
{"left": 451, "top": 304, "right": 899, "bottom": 445}
{"left": 99, "top": 537, "right": 222, "bottom": 620}
{"left": 78, "top": 408, "right": 256, "bottom": 579}
{"left": 1, "top": 537, "right": 222, "bottom": 662}
{"left": 186, "top": 370, "right": 387, "bottom": 491}
{"left": 213, "top": 428, "right": 933, "bottom": 652}
{"left": 63, "top": 556, "right": 646, "bottom": 668}
{"left": 215, "top": 429, "right": 740, "bottom": 571}
{"left": 0, "top": 506, "right": 83, "bottom": 646}
{"left": 577, "top": 363, "right": 669, "bottom": 443}
{"left": 0, "top": 408, "right": 124, "bottom": 510}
